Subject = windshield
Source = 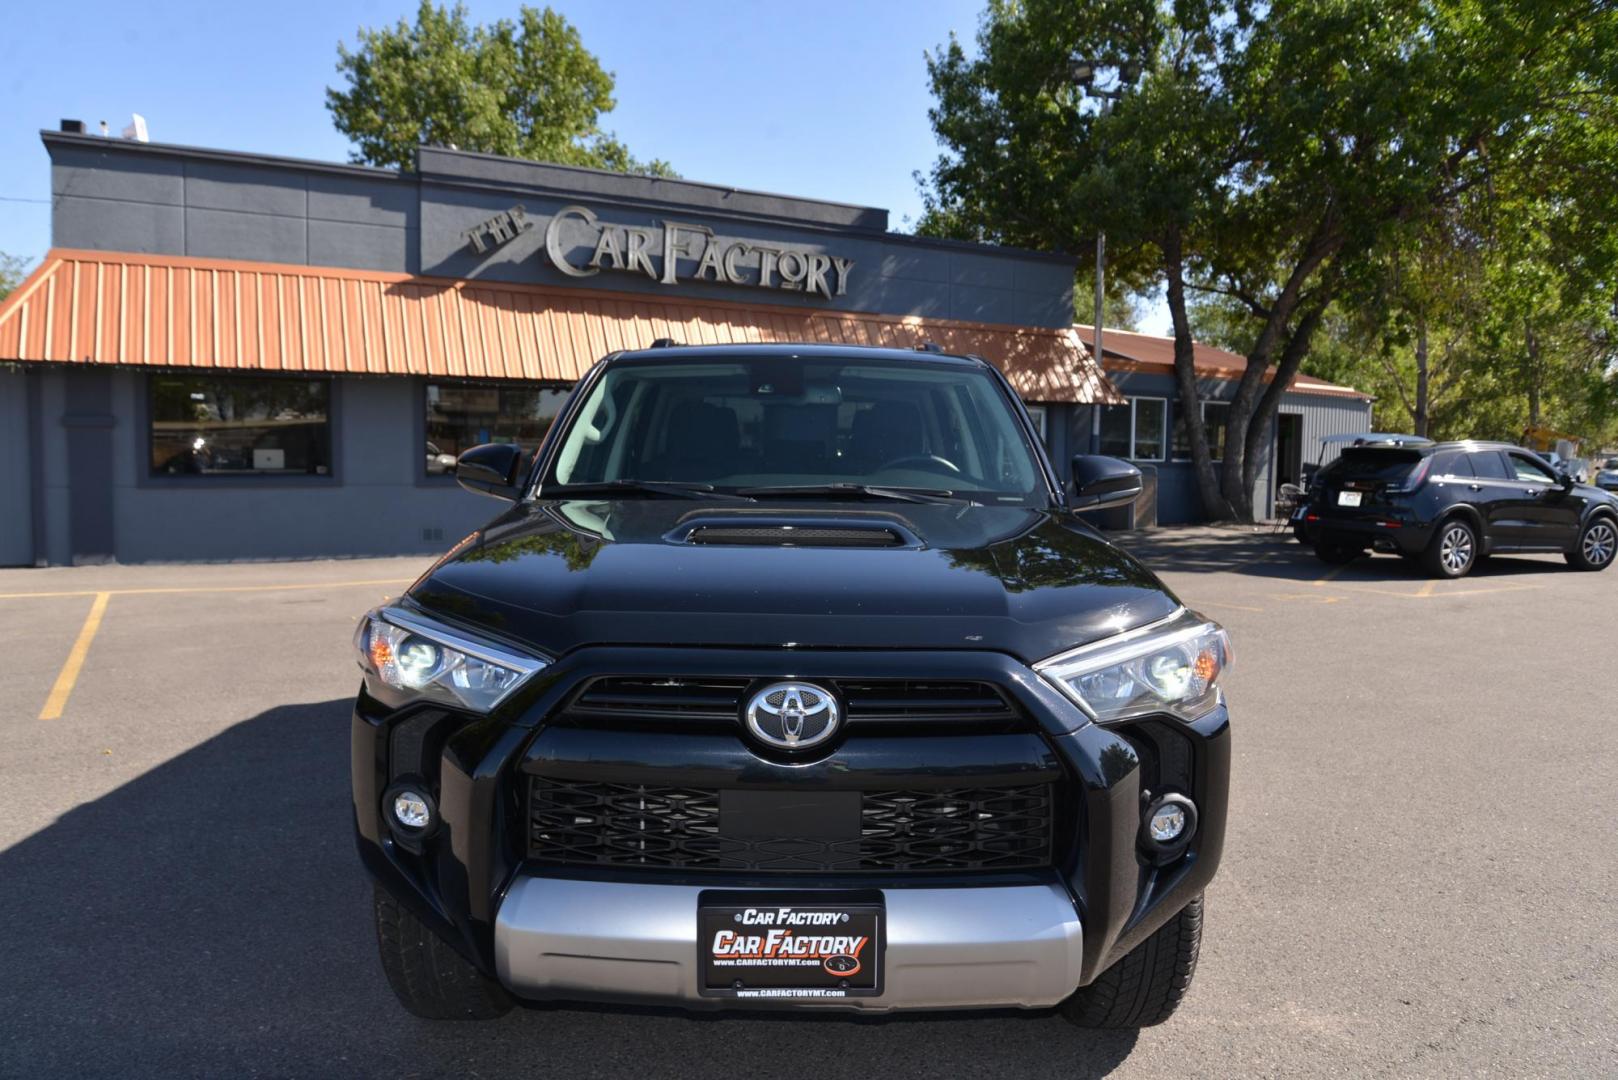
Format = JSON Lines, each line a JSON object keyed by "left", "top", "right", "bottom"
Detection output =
{"left": 541, "top": 355, "right": 1047, "bottom": 504}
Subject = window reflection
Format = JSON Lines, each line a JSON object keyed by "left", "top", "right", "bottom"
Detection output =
{"left": 425, "top": 382, "right": 569, "bottom": 475}
{"left": 149, "top": 375, "right": 331, "bottom": 476}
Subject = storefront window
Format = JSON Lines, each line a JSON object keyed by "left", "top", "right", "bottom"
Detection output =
{"left": 1172, "top": 401, "right": 1231, "bottom": 462}
{"left": 424, "top": 382, "right": 570, "bottom": 475}
{"left": 149, "top": 375, "right": 331, "bottom": 476}
{"left": 1098, "top": 398, "right": 1166, "bottom": 461}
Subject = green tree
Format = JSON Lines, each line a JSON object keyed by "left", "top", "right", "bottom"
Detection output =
{"left": 327, "top": 2, "right": 673, "bottom": 176}
{"left": 921, "top": 0, "right": 1617, "bottom": 520}
{"left": 0, "top": 253, "right": 31, "bottom": 302}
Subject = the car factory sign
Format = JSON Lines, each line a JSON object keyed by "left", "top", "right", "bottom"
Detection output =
{"left": 463, "top": 204, "right": 854, "bottom": 299}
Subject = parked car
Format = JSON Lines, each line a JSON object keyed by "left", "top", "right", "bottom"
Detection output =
{"left": 1597, "top": 457, "right": 1618, "bottom": 492}
{"left": 1292, "top": 433, "right": 1433, "bottom": 543}
{"left": 1304, "top": 440, "right": 1618, "bottom": 577}
{"left": 350, "top": 343, "right": 1232, "bottom": 1027}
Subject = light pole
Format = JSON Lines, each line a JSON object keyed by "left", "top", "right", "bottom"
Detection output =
{"left": 1070, "top": 60, "right": 1139, "bottom": 371}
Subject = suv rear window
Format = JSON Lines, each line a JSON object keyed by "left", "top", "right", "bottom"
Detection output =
{"left": 1333, "top": 447, "right": 1424, "bottom": 484}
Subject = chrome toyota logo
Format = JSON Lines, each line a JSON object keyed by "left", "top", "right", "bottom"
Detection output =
{"left": 745, "top": 682, "right": 840, "bottom": 750}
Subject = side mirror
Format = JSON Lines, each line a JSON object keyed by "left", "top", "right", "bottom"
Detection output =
{"left": 1069, "top": 454, "right": 1143, "bottom": 512}
{"left": 1558, "top": 471, "right": 1576, "bottom": 491}
{"left": 455, "top": 443, "right": 525, "bottom": 501}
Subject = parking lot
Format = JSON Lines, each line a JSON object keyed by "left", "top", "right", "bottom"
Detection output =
{"left": 0, "top": 528, "right": 1614, "bottom": 1079}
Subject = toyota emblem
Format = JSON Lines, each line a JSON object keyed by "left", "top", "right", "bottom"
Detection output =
{"left": 744, "top": 682, "right": 841, "bottom": 750}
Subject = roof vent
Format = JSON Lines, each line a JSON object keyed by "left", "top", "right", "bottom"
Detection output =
{"left": 685, "top": 524, "right": 906, "bottom": 548}
{"left": 60, "top": 119, "right": 86, "bottom": 134}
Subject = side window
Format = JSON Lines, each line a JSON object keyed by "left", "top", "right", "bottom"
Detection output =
{"left": 1432, "top": 451, "right": 1472, "bottom": 478}
{"left": 1468, "top": 452, "right": 1511, "bottom": 480}
{"left": 1509, "top": 454, "right": 1556, "bottom": 483}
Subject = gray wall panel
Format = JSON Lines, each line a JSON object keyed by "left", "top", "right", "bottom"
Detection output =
{"left": 308, "top": 221, "right": 416, "bottom": 273}
{"left": 184, "top": 161, "right": 308, "bottom": 217}
{"left": 0, "top": 368, "right": 33, "bottom": 565}
{"left": 307, "top": 173, "right": 418, "bottom": 229}
{"left": 53, "top": 197, "right": 184, "bottom": 254}
{"left": 184, "top": 208, "right": 307, "bottom": 263}
{"left": 51, "top": 146, "right": 183, "bottom": 204}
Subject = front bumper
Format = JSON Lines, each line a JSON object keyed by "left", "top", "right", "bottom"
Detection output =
{"left": 353, "top": 646, "right": 1230, "bottom": 1013}
{"left": 494, "top": 877, "right": 1084, "bottom": 1012}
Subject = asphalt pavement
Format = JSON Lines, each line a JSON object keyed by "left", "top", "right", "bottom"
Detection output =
{"left": 0, "top": 529, "right": 1613, "bottom": 1079}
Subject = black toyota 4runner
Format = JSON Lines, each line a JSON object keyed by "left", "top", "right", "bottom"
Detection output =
{"left": 1307, "top": 440, "right": 1618, "bottom": 578}
{"left": 352, "top": 344, "right": 1231, "bottom": 1027}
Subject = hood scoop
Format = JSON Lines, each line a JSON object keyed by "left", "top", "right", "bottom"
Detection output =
{"left": 670, "top": 515, "right": 917, "bottom": 549}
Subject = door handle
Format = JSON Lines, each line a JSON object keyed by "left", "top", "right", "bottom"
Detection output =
{"left": 1468, "top": 484, "right": 1482, "bottom": 492}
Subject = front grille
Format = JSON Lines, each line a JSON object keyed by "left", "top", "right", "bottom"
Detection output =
{"left": 527, "top": 777, "right": 1054, "bottom": 873}
{"left": 560, "top": 676, "right": 1025, "bottom": 732}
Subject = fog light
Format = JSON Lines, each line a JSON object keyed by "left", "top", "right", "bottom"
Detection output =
{"left": 384, "top": 783, "right": 437, "bottom": 837}
{"left": 393, "top": 790, "right": 431, "bottom": 829}
{"left": 1140, "top": 793, "right": 1198, "bottom": 854}
{"left": 1149, "top": 803, "right": 1186, "bottom": 842}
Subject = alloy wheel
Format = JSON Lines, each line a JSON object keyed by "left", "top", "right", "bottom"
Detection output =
{"left": 1583, "top": 521, "right": 1617, "bottom": 566}
{"left": 1440, "top": 525, "right": 1474, "bottom": 573}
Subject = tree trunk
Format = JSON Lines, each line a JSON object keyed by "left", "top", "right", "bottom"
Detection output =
{"left": 1163, "top": 230, "right": 1232, "bottom": 520}
{"left": 1524, "top": 318, "right": 1541, "bottom": 429}
{"left": 1243, "top": 296, "right": 1333, "bottom": 515}
{"left": 1413, "top": 311, "right": 1430, "bottom": 437}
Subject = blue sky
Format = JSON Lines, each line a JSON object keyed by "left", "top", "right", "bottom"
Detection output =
{"left": 0, "top": 0, "right": 1168, "bottom": 331}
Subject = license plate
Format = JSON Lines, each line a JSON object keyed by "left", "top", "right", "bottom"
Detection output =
{"left": 699, "top": 893, "right": 884, "bottom": 1000}
{"left": 1337, "top": 490, "right": 1362, "bottom": 507}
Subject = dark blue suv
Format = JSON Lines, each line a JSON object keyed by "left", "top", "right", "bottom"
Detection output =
{"left": 1307, "top": 440, "right": 1618, "bottom": 578}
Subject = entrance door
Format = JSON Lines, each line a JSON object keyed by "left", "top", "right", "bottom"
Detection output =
{"left": 1275, "top": 414, "right": 1304, "bottom": 491}
{"left": 0, "top": 369, "right": 33, "bottom": 566}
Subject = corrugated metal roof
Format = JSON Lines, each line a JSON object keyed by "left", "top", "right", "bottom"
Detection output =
{"left": 0, "top": 250, "right": 1121, "bottom": 404}
{"left": 1075, "top": 324, "right": 1369, "bottom": 400}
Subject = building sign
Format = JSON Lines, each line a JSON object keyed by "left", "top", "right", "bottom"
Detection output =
{"left": 462, "top": 204, "right": 853, "bottom": 300}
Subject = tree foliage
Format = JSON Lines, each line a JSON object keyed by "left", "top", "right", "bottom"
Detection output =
{"left": 921, "top": 0, "right": 1618, "bottom": 519}
{"left": 327, "top": 2, "right": 672, "bottom": 176}
{"left": 0, "top": 253, "right": 31, "bottom": 303}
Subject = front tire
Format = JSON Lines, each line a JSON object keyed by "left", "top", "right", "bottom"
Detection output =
{"left": 1061, "top": 896, "right": 1204, "bottom": 1029}
{"left": 1566, "top": 516, "right": 1618, "bottom": 572}
{"left": 373, "top": 884, "right": 513, "bottom": 1020}
{"left": 1423, "top": 519, "right": 1478, "bottom": 579}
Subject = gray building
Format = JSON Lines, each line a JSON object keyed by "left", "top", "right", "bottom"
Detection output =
{"left": 0, "top": 129, "right": 1119, "bottom": 566}
{"left": 1075, "top": 327, "right": 1373, "bottom": 524}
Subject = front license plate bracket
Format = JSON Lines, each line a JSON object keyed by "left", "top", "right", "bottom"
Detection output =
{"left": 697, "top": 890, "right": 884, "bottom": 1000}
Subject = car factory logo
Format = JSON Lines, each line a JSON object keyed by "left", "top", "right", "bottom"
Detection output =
{"left": 744, "top": 681, "right": 840, "bottom": 750}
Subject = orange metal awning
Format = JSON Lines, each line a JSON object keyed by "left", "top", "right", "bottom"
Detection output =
{"left": 0, "top": 249, "right": 1120, "bottom": 404}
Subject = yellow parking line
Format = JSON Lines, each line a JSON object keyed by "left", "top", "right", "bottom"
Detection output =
{"left": 1416, "top": 579, "right": 1438, "bottom": 599}
{"left": 0, "top": 577, "right": 413, "bottom": 601}
{"left": 38, "top": 592, "right": 111, "bottom": 720}
{"left": 1312, "top": 565, "right": 1347, "bottom": 586}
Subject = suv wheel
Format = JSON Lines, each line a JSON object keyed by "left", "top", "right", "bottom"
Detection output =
{"left": 373, "top": 884, "right": 513, "bottom": 1020}
{"left": 1061, "top": 896, "right": 1203, "bottom": 1029}
{"left": 1424, "top": 519, "right": 1477, "bottom": 579}
{"left": 1567, "top": 516, "right": 1618, "bottom": 572}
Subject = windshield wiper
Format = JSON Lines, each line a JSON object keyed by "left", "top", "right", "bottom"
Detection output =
{"left": 545, "top": 480, "right": 755, "bottom": 502}
{"left": 735, "top": 483, "right": 967, "bottom": 505}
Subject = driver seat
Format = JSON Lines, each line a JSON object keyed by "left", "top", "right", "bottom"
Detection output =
{"left": 847, "top": 400, "right": 924, "bottom": 473}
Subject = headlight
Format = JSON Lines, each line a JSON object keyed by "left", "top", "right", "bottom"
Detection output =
{"left": 1034, "top": 609, "right": 1231, "bottom": 724}
{"left": 354, "top": 605, "right": 547, "bottom": 712}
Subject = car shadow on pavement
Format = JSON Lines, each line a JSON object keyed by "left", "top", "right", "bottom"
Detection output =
{"left": 1116, "top": 528, "right": 1573, "bottom": 584}
{"left": 0, "top": 700, "right": 1139, "bottom": 1080}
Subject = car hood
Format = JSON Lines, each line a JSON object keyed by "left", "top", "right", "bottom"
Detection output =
{"left": 407, "top": 499, "right": 1180, "bottom": 663}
